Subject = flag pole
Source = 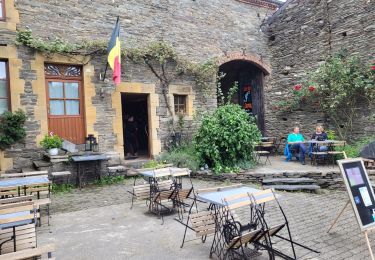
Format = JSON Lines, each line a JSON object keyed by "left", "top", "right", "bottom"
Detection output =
{"left": 102, "top": 16, "right": 120, "bottom": 82}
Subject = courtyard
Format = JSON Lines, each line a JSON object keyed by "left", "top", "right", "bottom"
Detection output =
{"left": 34, "top": 177, "right": 373, "bottom": 260}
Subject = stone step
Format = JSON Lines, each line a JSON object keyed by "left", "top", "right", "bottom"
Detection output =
{"left": 33, "top": 160, "right": 52, "bottom": 169}
{"left": 263, "top": 184, "right": 320, "bottom": 191}
{"left": 262, "top": 178, "right": 317, "bottom": 184}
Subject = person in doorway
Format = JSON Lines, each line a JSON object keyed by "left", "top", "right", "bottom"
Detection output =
{"left": 311, "top": 125, "right": 328, "bottom": 152}
{"left": 287, "top": 126, "right": 306, "bottom": 165}
{"left": 125, "top": 115, "right": 138, "bottom": 157}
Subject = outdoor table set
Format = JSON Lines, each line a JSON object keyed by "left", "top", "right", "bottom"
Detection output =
{"left": 129, "top": 167, "right": 193, "bottom": 223}
{"left": 0, "top": 173, "right": 53, "bottom": 256}
{"left": 178, "top": 184, "right": 319, "bottom": 260}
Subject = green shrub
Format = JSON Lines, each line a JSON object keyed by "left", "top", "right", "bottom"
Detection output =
{"left": 0, "top": 110, "right": 27, "bottom": 150}
{"left": 158, "top": 144, "right": 200, "bottom": 172}
{"left": 51, "top": 183, "right": 73, "bottom": 193}
{"left": 94, "top": 175, "right": 125, "bottom": 186}
{"left": 326, "top": 130, "right": 338, "bottom": 140}
{"left": 338, "top": 136, "right": 374, "bottom": 158}
{"left": 194, "top": 104, "right": 261, "bottom": 173}
{"left": 40, "top": 133, "right": 63, "bottom": 149}
{"left": 142, "top": 160, "right": 169, "bottom": 169}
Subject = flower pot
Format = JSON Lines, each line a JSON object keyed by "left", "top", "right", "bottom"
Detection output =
{"left": 48, "top": 148, "right": 59, "bottom": 156}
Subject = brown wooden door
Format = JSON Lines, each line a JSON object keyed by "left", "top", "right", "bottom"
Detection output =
{"left": 45, "top": 64, "right": 85, "bottom": 144}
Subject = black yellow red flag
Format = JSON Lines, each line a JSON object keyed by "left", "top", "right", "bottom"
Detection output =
{"left": 107, "top": 17, "right": 121, "bottom": 86}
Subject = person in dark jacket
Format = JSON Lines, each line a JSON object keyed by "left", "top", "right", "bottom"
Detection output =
{"left": 125, "top": 116, "right": 138, "bottom": 157}
{"left": 311, "top": 125, "right": 328, "bottom": 152}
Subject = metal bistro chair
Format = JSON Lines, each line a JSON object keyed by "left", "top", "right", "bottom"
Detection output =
{"left": 255, "top": 142, "right": 272, "bottom": 165}
{"left": 327, "top": 141, "right": 346, "bottom": 165}
{"left": 171, "top": 169, "right": 194, "bottom": 221}
{"left": 222, "top": 192, "right": 263, "bottom": 259}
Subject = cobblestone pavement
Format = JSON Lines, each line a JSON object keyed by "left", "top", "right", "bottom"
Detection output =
{"left": 37, "top": 178, "right": 375, "bottom": 259}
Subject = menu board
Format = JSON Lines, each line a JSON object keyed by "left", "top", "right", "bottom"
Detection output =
{"left": 338, "top": 158, "right": 375, "bottom": 231}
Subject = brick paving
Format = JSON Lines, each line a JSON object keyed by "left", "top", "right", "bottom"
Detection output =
{"left": 39, "top": 178, "right": 375, "bottom": 259}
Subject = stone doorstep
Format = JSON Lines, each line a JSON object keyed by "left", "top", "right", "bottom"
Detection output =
{"left": 107, "top": 165, "right": 128, "bottom": 173}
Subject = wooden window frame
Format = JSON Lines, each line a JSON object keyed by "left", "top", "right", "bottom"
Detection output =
{"left": 174, "top": 94, "right": 187, "bottom": 114}
{"left": 0, "top": 0, "right": 5, "bottom": 21}
{"left": 0, "top": 59, "right": 10, "bottom": 113}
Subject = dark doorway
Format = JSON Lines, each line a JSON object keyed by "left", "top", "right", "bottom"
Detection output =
{"left": 121, "top": 93, "right": 149, "bottom": 158}
{"left": 219, "top": 60, "right": 265, "bottom": 134}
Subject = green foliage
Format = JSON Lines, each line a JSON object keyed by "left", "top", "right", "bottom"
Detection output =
{"left": 16, "top": 28, "right": 107, "bottom": 55}
{"left": 40, "top": 134, "right": 63, "bottom": 149}
{"left": 94, "top": 175, "right": 125, "bottom": 186}
{"left": 326, "top": 130, "right": 337, "bottom": 140}
{"left": 51, "top": 183, "right": 73, "bottom": 193}
{"left": 337, "top": 136, "right": 374, "bottom": 158}
{"left": 275, "top": 54, "right": 375, "bottom": 140}
{"left": 126, "top": 41, "right": 177, "bottom": 65}
{"left": 142, "top": 160, "right": 169, "bottom": 169}
{"left": 194, "top": 104, "right": 261, "bottom": 173}
{"left": 0, "top": 110, "right": 27, "bottom": 150}
{"left": 158, "top": 144, "right": 200, "bottom": 172}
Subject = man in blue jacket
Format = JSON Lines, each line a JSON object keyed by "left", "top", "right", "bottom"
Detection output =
{"left": 287, "top": 126, "right": 306, "bottom": 165}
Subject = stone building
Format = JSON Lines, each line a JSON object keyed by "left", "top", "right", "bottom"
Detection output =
{"left": 0, "top": 0, "right": 373, "bottom": 172}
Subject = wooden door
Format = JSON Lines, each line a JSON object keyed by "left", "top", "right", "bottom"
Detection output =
{"left": 45, "top": 64, "right": 85, "bottom": 144}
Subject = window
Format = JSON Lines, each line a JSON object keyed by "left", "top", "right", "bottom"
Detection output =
{"left": 0, "top": 0, "right": 5, "bottom": 21}
{"left": 48, "top": 81, "right": 80, "bottom": 115}
{"left": 0, "top": 60, "right": 9, "bottom": 114}
{"left": 174, "top": 95, "right": 187, "bottom": 114}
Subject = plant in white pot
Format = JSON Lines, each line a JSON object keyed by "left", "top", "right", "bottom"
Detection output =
{"left": 40, "top": 132, "right": 63, "bottom": 156}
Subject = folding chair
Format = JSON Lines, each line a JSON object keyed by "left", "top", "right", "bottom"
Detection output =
{"left": 222, "top": 192, "right": 262, "bottom": 259}
{"left": 151, "top": 189, "right": 176, "bottom": 224}
{"left": 128, "top": 183, "right": 151, "bottom": 209}
{"left": 310, "top": 141, "right": 330, "bottom": 166}
{"left": 255, "top": 142, "right": 271, "bottom": 165}
{"left": 250, "top": 189, "right": 319, "bottom": 259}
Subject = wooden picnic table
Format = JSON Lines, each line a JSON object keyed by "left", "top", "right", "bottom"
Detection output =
{"left": 0, "top": 176, "right": 49, "bottom": 188}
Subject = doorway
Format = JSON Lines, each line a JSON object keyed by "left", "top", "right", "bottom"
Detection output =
{"left": 121, "top": 93, "right": 149, "bottom": 158}
{"left": 219, "top": 60, "right": 265, "bottom": 134}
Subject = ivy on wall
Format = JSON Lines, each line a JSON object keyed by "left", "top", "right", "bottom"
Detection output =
{"left": 15, "top": 28, "right": 219, "bottom": 138}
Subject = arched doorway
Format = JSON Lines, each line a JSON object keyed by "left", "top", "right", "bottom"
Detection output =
{"left": 219, "top": 60, "right": 266, "bottom": 134}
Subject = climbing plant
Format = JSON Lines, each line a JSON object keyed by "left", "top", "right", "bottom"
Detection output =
{"left": 275, "top": 54, "right": 375, "bottom": 140}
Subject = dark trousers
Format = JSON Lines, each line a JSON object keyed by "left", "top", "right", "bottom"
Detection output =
{"left": 291, "top": 143, "right": 306, "bottom": 162}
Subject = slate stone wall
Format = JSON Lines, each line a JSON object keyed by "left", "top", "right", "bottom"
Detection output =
{"left": 265, "top": 0, "right": 375, "bottom": 140}
{"left": 10, "top": 0, "right": 272, "bottom": 155}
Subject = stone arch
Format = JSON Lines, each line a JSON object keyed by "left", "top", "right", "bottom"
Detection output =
{"left": 217, "top": 51, "right": 271, "bottom": 75}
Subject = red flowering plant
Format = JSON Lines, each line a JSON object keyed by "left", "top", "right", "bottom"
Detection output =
{"left": 276, "top": 54, "right": 375, "bottom": 140}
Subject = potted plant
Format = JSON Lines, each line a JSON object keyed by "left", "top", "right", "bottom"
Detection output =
{"left": 40, "top": 132, "right": 63, "bottom": 156}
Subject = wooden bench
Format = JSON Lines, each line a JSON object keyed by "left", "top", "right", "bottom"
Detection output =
{"left": 0, "top": 171, "right": 48, "bottom": 179}
{"left": 23, "top": 183, "right": 51, "bottom": 226}
{"left": 0, "top": 243, "right": 55, "bottom": 259}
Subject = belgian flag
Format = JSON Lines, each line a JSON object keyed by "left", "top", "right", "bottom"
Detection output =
{"left": 107, "top": 17, "right": 121, "bottom": 86}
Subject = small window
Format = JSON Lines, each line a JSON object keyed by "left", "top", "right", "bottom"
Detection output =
{"left": 0, "top": 60, "right": 10, "bottom": 114}
{"left": 0, "top": 0, "right": 5, "bottom": 21}
{"left": 174, "top": 95, "right": 187, "bottom": 114}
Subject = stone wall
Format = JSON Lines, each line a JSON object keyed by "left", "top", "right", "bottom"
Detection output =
{"left": 264, "top": 0, "right": 375, "bottom": 140}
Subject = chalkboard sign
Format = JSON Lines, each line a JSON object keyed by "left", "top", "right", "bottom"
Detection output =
{"left": 338, "top": 158, "right": 375, "bottom": 231}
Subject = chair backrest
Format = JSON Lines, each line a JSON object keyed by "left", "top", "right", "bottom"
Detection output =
{"left": 153, "top": 190, "right": 175, "bottom": 202}
{"left": 133, "top": 184, "right": 150, "bottom": 200}
{"left": 171, "top": 168, "right": 190, "bottom": 177}
{"left": 176, "top": 187, "right": 193, "bottom": 200}
{"left": 153, "top": 168, "right": 171, "bottom": 178}
{"left": 157, "top": 179, "right": 173, "bottom": 191}
{"left": 249, "top": 189, "right": 276, "bottom": 205}
{"left": 260, "top": 141, "right": 274, "bottom": 148}
{"left": 223, "top": 192, "right": 252, "bottom": 211}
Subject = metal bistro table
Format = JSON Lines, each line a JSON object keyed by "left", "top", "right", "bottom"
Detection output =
{"left": 196, "top": 186, "right": 275, "bottom": 260}
{"left": 71, "top": 154, "right": 108, "bottom": 188}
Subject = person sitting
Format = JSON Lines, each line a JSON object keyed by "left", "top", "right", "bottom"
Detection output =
{"left": 311, "top": 125, "right": 328, "bottom": 152}
{"left": 287, "top": 126, "right": 306, "bottom": 165}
